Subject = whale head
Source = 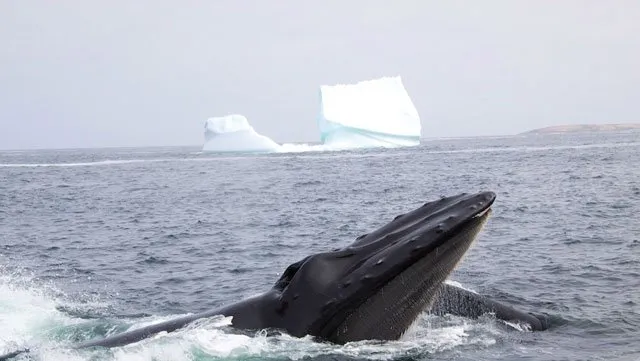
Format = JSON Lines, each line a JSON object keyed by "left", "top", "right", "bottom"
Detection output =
{"left": 268, "top": 191, "right": 496, "bottom": 343}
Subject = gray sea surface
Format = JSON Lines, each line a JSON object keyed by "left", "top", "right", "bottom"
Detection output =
{"left": 1, "top": 131, "right": 639, "bottom": 361}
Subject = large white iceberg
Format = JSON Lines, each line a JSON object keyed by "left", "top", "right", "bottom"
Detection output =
{"left": 317, "top": 76, "right": 422, "bottom": 149}
{"left": 202, "top": 114, "right": 280, "bottom": 153}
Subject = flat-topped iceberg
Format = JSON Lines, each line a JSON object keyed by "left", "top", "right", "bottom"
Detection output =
{"left": 202, "top": 114, "right": 280, "bottom": 153}
{"left": 317, "top": 76, "right": 422, "bottom": 149}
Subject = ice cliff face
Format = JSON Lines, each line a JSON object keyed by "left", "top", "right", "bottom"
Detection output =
{"left": 317, "top": 76, "right": 421, "bottom": 149}
{"left": 202, "top": 114, "right": 280, "bottom": 153}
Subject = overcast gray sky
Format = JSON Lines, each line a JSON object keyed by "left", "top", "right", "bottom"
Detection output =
{"left": 1, "top": 1, "right": 639, "bottom": 150}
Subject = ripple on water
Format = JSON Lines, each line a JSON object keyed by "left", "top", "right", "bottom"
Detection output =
{"left": 1, "top": 133, "right": 640, "bottom": 360}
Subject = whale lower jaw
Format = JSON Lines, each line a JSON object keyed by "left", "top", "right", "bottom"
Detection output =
{"left": 326, "top": 211, "right": 491, "bottom": 344}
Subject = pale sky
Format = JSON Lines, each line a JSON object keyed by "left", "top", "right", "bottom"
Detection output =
{"left": 1, "top": 1, "right": 639, "bottom": 150}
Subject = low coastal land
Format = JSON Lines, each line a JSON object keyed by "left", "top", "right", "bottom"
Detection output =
{"left": 520, "top": 123, "right": 640, "bottom": 135}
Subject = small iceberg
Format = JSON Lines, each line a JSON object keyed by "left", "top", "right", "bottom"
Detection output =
{"left": 202, "top": 114, "right": 280, "bottom": 153}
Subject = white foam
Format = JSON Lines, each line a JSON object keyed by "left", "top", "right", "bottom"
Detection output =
{"left": 0, "top": 268, "right": 80, "bottom": 356}
{"left": 0, "top": 268, "right": 511, "bottom": 361}
{"left": 0, "top": 159, "right": 163, "bottom": 168}
{"left": 444, "top": 279, "right": 479, "bottom": 294}
{"left": 500, "top": 320, "right": 533, "bottom": 332}
{"left": 202, "top": 114, "right": 280, "bottom": 153}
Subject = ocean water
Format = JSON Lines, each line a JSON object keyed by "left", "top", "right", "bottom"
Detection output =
{"left": 1, "top": 131, "right": 639, "bottom": 361}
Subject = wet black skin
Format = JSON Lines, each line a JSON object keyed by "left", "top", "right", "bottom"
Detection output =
{"left": 0, "top": 191, "right": 549, "bottom": 360}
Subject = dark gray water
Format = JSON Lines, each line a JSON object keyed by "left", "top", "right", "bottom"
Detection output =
{"left": 1, "top": 132, "right": 639, "bottom": 361}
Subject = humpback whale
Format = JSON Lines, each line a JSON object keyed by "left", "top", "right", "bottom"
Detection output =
{"left": 0, "top": 191, "right": 549, "bottom": 360}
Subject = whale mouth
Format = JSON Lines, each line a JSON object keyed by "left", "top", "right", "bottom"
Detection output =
{"left": 253, "top": 191, "right": 497, "bottom": 344}
{"left": 262, "top": 191, "right": 495, "bottom": 344}
{"left": 323, "top": 206, "right": 493, "bottom": 343}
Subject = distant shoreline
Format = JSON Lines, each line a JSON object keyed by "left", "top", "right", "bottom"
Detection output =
{"left": 520, "top": 123, "right": 640, "bottom": 135}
